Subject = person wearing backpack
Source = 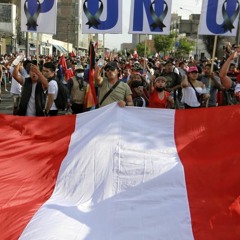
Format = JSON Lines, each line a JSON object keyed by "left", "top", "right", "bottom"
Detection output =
{"left": 42, "top": 62, "right": 59, "bottom": 116}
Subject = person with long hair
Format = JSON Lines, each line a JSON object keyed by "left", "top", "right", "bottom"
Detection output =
{"left": 181, "top": 66, "right": 209, "bottom": 109}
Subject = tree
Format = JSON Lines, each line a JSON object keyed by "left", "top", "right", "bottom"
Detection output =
{"left": 175, "top": 37, "right": 195, "bottom": 58}
{"left": 153, "top": 33, "right": 175, "bottom": 57}
{"left": 136, "top": 42, "right": 150, "bottom": 57}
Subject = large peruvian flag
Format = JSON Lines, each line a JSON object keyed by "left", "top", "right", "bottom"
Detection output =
{"left": 0, "top": 104, "right": 240, "bottom": 239}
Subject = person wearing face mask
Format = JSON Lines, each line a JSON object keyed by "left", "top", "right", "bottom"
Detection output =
{"left": 67, "top": 64, "right": 88, "bottom": 114}
{"left": 148, "top": 76, "right": 174, "bottom": 109}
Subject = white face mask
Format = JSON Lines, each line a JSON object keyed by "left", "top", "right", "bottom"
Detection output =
{"left": 77, "top": 73, "right": 84, "bottom": 78}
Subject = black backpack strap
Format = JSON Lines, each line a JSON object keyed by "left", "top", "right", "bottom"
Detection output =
{"left": 188, "top": 80, "right": 201, "bottom": 103}
{"left": 99, "top": 81, "right": 120, "bottom": 106}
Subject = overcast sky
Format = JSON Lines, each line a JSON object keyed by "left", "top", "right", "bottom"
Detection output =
{"left": 103, "top": 0, "right": 202, "bottom": 50}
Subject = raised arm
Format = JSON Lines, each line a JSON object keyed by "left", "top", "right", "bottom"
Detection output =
{"left": 12, "top": 64, "right": 24, "bottom": 85}
{"left": 219, "top": 50, "right": 239, "bottom": 89}
{"left": 94, "top": 63, "right": 103, "bottom": 85}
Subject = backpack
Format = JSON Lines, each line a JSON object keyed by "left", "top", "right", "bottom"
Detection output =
{"left": 53, "top": 79, "right": 68, "bottom": 110}
{"left": 133, "top": 96, "right": 145, "bottom": 107}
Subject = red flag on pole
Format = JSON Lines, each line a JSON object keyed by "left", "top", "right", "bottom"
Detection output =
{"left": 84, "top": 41, "right": 98, "bottom": 108}
{"left": 58, "top": 55, "right": 74, "bottom": 81}
{"left": 71, "top": 51, "right": 76, "bottom": 58}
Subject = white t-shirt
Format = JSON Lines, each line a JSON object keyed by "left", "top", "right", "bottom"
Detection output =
{"left": 26, "top": 82, "right": 37, "bottom": 116}
{"left": 9, "top": 66, "right": 22, "bottom": 95}
{"left": 48, "top": 80, "right": 58, "bottom": 110}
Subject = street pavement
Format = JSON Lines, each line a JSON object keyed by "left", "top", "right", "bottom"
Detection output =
{"left": 0, "top": 83, "right": 67, "bottom": 116}
{"left": 0, "top": 85, "right": 13, "bottom": 115}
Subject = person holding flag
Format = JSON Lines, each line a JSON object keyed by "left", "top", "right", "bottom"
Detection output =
{"left": 94, "top": 61, "right": 133, "bottom": 108}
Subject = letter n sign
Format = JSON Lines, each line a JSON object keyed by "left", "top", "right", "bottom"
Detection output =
{"left": 129, "top": 0, "right": 172, "bottom": 35}
{"left": 82, "top": 0, "right": 122, "bottom": 33}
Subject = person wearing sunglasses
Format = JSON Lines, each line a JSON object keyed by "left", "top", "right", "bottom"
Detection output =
{"left": 94, "top": 61, "right": 133, "bottom": 108}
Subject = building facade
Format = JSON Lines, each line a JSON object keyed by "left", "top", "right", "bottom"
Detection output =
{"left": 0, "top": 0, "right": 90, "bottom": 56}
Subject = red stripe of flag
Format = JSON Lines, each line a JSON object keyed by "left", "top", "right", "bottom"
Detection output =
{"left": 0, "top": 114, "right": 76, "bottom": 240}
{"left": 175, "top": 106, "right": 240, "bottom": 240}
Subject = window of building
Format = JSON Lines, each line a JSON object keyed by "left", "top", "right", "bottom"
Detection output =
{"left": 0, "top": 5, "right": 12, "bottom": 23}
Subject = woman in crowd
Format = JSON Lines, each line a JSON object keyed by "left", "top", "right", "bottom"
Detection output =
{"left": 148, "top": 76, "right": 174, "bottom": 109}
{"left": 181, "top": 66, "right": 209, "bottom": 109}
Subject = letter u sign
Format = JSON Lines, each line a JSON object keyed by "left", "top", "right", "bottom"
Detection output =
{"left": 199, "top": 0, "right": 240, "bottom": 36}
{"left": 82, "top": 0, "right": 122, "bottom": 33}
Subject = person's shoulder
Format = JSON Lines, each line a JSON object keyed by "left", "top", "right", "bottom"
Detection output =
{"left": 49, "top": 79, "right": 58, "bottom": 86}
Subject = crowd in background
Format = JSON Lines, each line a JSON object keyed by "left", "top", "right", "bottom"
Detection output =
{"left": 0, "top": 44, "right": 240, "bottom": 116}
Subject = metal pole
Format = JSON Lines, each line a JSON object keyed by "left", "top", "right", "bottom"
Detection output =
{"left": 236, "top": 13, "right": 240, "bottom": 45}
{"left": 103, "top": 33, "right": 105, "bottom": 58}
{"left": 36, "top": 33, "right": 40, "bottom": 64}
{"left": 26, "top": 32, "right": 29, "bottom": 58}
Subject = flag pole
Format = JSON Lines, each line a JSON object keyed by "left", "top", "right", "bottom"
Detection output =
{"left": 36, "top": 33, "right": 40, "bottom": 65}
{"left": 144, "top": 34, "right": 148, "bottom": 71}
{"left": 206, "top": 35, "right": 218, "bottom": 108}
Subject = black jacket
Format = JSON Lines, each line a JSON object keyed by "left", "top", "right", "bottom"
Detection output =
{"left": 18, "top": 78, "right": 46, "bottom": 116}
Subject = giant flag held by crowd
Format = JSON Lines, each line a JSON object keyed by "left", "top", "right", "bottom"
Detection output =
{"left": 0, "top": 103, "right": 240, "bottom": 240}
{"left": 21, "top": 0, "right": 57, "bottom": 34}
{"left": 82, "top": 0, "right": 123, "bottom": 33}
{"left": 199, "top": 0, "right": 240, "bottom": 36}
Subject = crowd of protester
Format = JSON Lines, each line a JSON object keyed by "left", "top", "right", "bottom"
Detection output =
{"left": 0, "top": 44, "right": 240, "bottom": 116}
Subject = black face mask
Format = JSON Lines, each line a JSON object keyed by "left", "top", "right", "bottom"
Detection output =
{"left": 156, "top": 87, "right": 165, "bottom": 92}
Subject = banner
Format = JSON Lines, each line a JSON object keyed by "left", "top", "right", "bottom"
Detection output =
{"left": 129, "top": 0, "right": 172, "bottom": 35}
{"left": 199, "top": 0, "right": 240, "bottom": 36}
{"left": 21, "top": 0, "right": 57, "bottom": 34}
{"left": 1, "top": 104, "right": 240, "bottom": 239}
{"left": 82, "top": 0, "right": 122, "bottom": 34}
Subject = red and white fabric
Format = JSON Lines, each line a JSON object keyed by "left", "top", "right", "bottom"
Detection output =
{"left": 0, "top": 104, "right": 240, "bottom": 240}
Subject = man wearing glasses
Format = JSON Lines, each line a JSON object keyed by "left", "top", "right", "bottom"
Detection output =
{"left": 94, "top": 61, "right": 133, "bottom": 108}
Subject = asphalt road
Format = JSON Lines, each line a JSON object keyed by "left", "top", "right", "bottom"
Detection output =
{"left": 0, "top": 83, "right": 67, "bottom": 116}
{"left": 0, "top": 85, "right": 13, "bottom": 115}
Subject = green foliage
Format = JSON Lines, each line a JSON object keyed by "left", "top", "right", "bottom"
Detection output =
{"left": 175, "top": 37, "right": 195, "bottom": 58}
{"left": 136, "top": 42, "right": 150, "bottom": 57}
{"left": 153, "top": 33, "right": 176, "bottom": 56}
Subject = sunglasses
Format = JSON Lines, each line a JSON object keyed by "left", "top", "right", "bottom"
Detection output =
{"left": 105, "top": 66, "right": 117, "bottom": 72}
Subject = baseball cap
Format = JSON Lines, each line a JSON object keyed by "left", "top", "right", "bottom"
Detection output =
{"left": 188, "top": 66, "right": 198, "bottom": 73}
{"left": 104, "top": 61, "right": 119, "bottom": 71}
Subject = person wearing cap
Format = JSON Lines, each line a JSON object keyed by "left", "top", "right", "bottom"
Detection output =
{"left": 181, "top": 66, "right": 209, "bottom": 109}
{"left": 148, "top": 76, "right": 174, "bottom": 109}
{"left": 94, "top": 61, "right": 133, "bottom": 107}
{"left": 67, "top": 64, "right": 88, "bottom": 114}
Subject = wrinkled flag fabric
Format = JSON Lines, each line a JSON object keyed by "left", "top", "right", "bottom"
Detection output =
{"left": 0, "top": 103, "right": 240, "bottom": 240}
